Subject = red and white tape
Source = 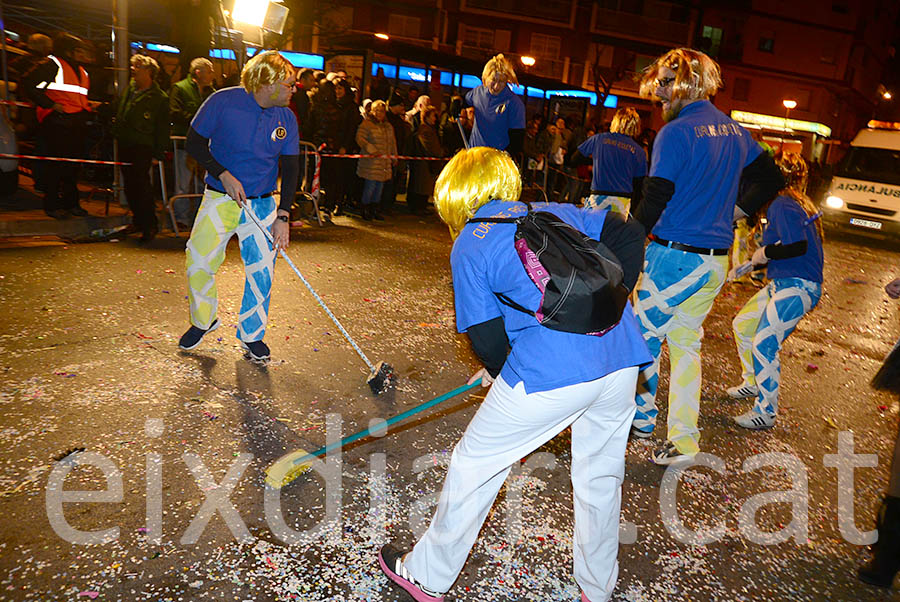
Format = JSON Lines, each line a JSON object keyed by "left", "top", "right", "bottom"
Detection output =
{"left": 0, "top": 153, "right": 130, "bottom": 166}
{"left": 320, "top": 152, "right": 448, "bottom": 161}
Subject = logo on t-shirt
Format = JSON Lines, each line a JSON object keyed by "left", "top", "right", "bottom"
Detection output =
{"left": 495, "top": 103, "right": 507, "bottom": 115}
{"left": 272, "top": 126, "right": 287, "bottom": 141}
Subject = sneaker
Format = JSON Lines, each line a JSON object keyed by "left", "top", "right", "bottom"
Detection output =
{"left": 241, "top": 339, "right": 270, "bottom": 361}
{"left": 631, "top": 425, "right": 653, "bottom": 439}
{"left": 378, "top": 544, "right": 444, "bottom": 602}
{"left": 733, "top": 410, "right": 775, "bottom": 430}
{"left": 68, "top": 206, "right": 89, "bottom": 217}
{"left": 726, "top": 383, "right": 759, "bottom": 399}
{"left": 45, "top": 209, "right": 70, "bottom": 220}
{"left": 651, "top": 441, "right": 696, "bottom": 466}
{"left": 178, "top": 320, "right": 220, "bottom": 350}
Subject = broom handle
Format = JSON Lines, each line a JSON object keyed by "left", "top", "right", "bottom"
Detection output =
{"left": 294, "top": 379, "right": 483, "bottom": 466}
{"left": 242, "top": 204, "right": 377, "bottom": 373}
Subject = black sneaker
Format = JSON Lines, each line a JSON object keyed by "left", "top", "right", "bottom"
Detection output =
{"left": 241, "top": 339, "right": 270, "bottom": 361}
{"left": 46, "top": 209, "right": 70, "bottom": 220}
{"left": 68, "top": 206, "right": 89, "bottom": 217}
{"left": 377, "top": 544, "right": 444, "bottom": 601}
{"left": 651, "top": 441, "right": 696, "bottom": 467}
{"left": 178, "top": 319, "right": 220, "bottom": 350}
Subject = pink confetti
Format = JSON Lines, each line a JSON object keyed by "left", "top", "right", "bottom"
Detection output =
{"left": 78, "top": 592, "right": 99, "bottom": 599}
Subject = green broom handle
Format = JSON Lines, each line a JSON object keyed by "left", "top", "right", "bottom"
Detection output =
{"left": 293, "top": 379, "right": 483, "bottom": 467}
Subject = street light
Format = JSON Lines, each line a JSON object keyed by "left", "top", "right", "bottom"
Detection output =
{"left": 885, "top": 91, "right": 893, "bottom": 100}
{"left": 374, "top": 33, "right": 390, "bottom": 40}
{"left": 782, "top": 99, "right": 797, "bottom": 149}
{"left": 520, "top": 55, "right": 536, "bottom": 67}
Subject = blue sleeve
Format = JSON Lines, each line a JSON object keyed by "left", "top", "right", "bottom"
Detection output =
{"left": 465, "top": 87, "right": 477, "bottom": 107}
{"left": 509, "top": 95, "right": 525, "bottom": 129}
{"left": 578, "top": 135, "right": 595, "bottom": 157}
{"left": 452, "top": 245, "right": 502, "bottom": 333}
{"left": 649, "top": 125, "right": 688, "bottom": 182}
{"left": 282, "top": 109, "right": 300, "bottom": 155}
{"left": 576, "top": 206, "right": 610, "bottom": 240}
{"left": 190, "top": 91, "right": 220, "bottom": 139}
{"left": 744, "top": 136, "right": 764, "bottom": 168}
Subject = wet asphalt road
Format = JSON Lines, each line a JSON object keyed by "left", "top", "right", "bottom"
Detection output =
{"left": 0, "top": 211, "right": 898, "bottom": 601}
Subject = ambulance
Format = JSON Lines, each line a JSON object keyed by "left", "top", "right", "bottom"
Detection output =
{"left": 823, "top": 123, "right": 900, "bottom": 234}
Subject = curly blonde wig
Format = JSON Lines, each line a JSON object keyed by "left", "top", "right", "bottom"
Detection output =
{"left": 638, "top": 48, "right": 722, "bottom": 103}
{"left": 482, "top": 54, "right": 518, "bottom": 87}
{"left": 240, "top": 50, "right": 294, "bottom": 93}
{"left": 609, "top": 107, "right": 641, "bottom": 138}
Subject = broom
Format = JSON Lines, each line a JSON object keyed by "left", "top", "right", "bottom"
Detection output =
{"left": 243, "top": 204, "right": 395, "bottom": 394}
{"left": 266, "top": 379, "right": 482, "bottom": 488}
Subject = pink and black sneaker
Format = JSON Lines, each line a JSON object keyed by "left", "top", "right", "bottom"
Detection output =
{"left": 378, "top": 544, "right": 444, "bottom": 602}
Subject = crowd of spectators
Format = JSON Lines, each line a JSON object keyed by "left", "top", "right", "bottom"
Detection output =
{"left": 4, "top": 30, "right": 660, "bottom": 231}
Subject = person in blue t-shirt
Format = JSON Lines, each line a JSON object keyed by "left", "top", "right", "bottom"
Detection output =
{"left": 464, "top": 54, "right": 526, "bottom": 155}
{"left": 726, "top": 153, "right": 824, "bottom": 429}
{"left": 376, "top": 147, "right": 650, "bottom": 602}
{"left": 627, "top": 48, "right": 784, "bottom": 466}
{"left": 177, "top": 51, "right": 300, "bottom": 362}
{"left": 570, "top": 107, "right": 647, "bottom": 215}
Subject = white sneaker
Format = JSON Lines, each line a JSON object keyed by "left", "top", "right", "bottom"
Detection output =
{"left": 733, "top": 410, "right": 775, "bottom": 430}
{"left": 727, "top": 383, "right": 759, "bottom": 399}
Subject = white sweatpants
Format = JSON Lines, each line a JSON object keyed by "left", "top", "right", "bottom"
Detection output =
{"left": 405, "top": 367, "right": 638, "bottom": 601}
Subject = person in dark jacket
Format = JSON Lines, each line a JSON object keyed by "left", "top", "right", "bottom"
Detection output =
{"left": 312, "top": 80, "right": 353, "bottom": 216}
{"left": 381, "top": 94, "right": 411, "bottom": 215}
{"left": 169, "top": 56, "right": 214, "bottom": 227}
{"left": 114, "top": 54, "right": 170, "bottom": 243}
{"left": 406, "top": 106, "right": 442, "bottom": 215}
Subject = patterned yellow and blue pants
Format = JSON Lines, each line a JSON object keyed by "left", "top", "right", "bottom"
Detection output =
{"left": 585, "top": 193, "right": 630, "bottom": 216}
{"left": 632, "top": 242, "right": 728, "bottom": 455}
{"left": 732, "top": 278, "right": 821, "bottom": 417}
{"left": 185, "top": 189, "right": 276, "bottom": 343}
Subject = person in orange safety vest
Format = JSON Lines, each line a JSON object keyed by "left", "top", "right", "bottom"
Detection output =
{"left": 23, "top": 33, "right": 95, "bottom": 220}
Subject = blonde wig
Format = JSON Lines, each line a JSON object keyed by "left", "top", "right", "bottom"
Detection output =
{"left": 240, "top": 50, "right": 294, "bottom": 93}
{"left": 482, "top": 54, "right": 518, "bottom": 87}
{"left": 130, "top": 53, "right": 159, "bottom": 78}
{"left": 609, "top": 107, "right": 641, "bottom": 138}
{"left": 638, "top": 48, "right": 721, "bottom": 102}
{"left": 434, "top": 147, "right": 522, "bottom": 239}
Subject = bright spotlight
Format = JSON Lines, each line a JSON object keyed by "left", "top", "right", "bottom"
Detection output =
{"left": 232, "top": 0, "right": 269, "bottom": 27}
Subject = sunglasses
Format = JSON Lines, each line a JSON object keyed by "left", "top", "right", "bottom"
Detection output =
{"left": 656, "top": 76, "right": 676, "bottom": 88}
{"left": 278, "top": 81, "right": 298, "bottom": 90}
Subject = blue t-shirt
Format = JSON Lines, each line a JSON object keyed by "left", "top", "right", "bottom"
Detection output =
{"left": 649, "top": 100, "right": 762, "bottom": 249}
{"left": 451, "top": 200, "right": 652, "bottom": 394}
{"left": 762, "top": 195, "right": 824, "bottom": 283}
{"left": 578, "top": 132, "right": 648, "bottom": 194}
{"left": 191, "top": 87, "right": 300, "bottom": 196}
{"left": 466, "top": 85, "right": 525, "bottom": 151}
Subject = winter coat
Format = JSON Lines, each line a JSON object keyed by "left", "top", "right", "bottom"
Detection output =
{"left": 408, "top": 122, "right": 443, "bottom": 197}
{"left": 356, "top": 118, "right": 397, "bottom": 182}
{"left": 114, "top": 80, "right": 170, "bottom": 158}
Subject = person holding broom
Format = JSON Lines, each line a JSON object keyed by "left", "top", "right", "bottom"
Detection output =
{"left": 377, "top": 147, "right": 651, "bottom": 602}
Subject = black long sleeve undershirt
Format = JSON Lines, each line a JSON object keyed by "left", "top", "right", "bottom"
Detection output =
{"left": 466, "top": 316, "right": 508, "bottom": 378}
{"left": 507, "top": 128, "right": 524, "bottom": 157}
{"left": 599, "top": 211, "right": 646, "bottom": 292}
{"left": 737, "top": 152, "right": 785, "bottom": 217}
{"left": 185, "top": 127, "right": 226, "bottom": 179}
{"left": 278, "top": 155, "right": 300, "bottom": 213}
{"left": 765, "top": 239, "right": 808, "bottom": 260}
{"left": 568, "top": 149, "right": 592, "bottom": 168}
{"left": 632, "top": 176, "right": 675, "bottom": 235}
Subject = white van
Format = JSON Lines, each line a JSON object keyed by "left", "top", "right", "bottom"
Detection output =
{"left": 823, "top": 126, "right": 900, "bottom": 234}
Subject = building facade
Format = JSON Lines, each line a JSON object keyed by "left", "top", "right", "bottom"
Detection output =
{"left": 294, "top": 0, "right": 897, "bottom": 161}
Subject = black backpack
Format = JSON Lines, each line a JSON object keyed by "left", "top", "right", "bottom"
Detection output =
{"left": 467, "top": 207, "right": 629, "bottom": 335}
